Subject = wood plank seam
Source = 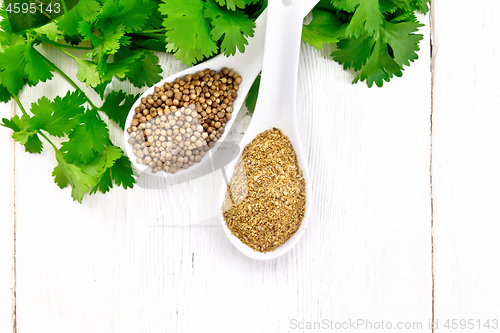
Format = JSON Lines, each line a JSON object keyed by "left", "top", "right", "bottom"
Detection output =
{"left": 4, "top": 99, "right": 17, "bottom": 333}
{"left": 11, "top": 100, "right": 17, "bottom": 333}
{"left": 429, "top": 3, "right": 436, "bottom": 333}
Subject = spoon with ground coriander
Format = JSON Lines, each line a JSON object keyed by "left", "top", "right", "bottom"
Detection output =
{"left": 123, "top": 0, "right": 318, "bottom": 178}
{"left": 219, "top": 0, "right": 313, "bottom": 260}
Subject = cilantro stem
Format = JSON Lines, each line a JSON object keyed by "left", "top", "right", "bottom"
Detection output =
{"left": 41, "top": 38, "right": 79, "bottom": 60}
{"left": 35, "top": 50, "right": 98, "bottom": 110}
{"left": 13, "top": 95, "right": 28, "bottom": 116}
{"left": 13, "top": 95, "right": 64, "bottom": 152}
{"left": 139, "top": 28, "right": 169, "bottom": 34}
{"left": 39, "top": 131, "right": 59, "bottom": 151}
{"left": 42, "top": 41, "right": 92, "bottom": 50}
{"left": 131, "top": 32, "right": 167, "bottom": 39}
{"left": 60, "top": 0, "right": 68, "bottom": 13}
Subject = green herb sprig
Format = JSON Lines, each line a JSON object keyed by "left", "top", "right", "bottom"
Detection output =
{"left": 302, "top": 0, "right": 429, "bottom": 87}
{"left": 0, "top": 0, "right": 428, "bottom": 202}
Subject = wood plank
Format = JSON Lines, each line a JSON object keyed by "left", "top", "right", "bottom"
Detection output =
{"left": 0, "top": 99, "right": 16, "bottom": 332}
{"left": 286, "top": 15, "right": 432, "bottom": 331}
{"left": 13, "top": 16, "right": 432, "bottom": 332}
{"left": 432, "top": 0, "right": 500, "bottom": 330}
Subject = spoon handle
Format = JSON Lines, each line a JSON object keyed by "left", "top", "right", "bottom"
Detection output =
{"left": 253, "top": 0, "right": 306, "bottom": 124}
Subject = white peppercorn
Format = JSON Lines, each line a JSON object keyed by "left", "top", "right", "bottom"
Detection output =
{"left": 127, "top": 68, "right": 241, "bottom": 173}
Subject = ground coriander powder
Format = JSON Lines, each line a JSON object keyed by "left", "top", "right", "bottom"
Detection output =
{"left": 222, "top": 127, "right": 306, "bottom": 252}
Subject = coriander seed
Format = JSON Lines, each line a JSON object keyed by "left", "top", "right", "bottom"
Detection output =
{"left": 127, "top": 67, "right": 241, "bottom": 173}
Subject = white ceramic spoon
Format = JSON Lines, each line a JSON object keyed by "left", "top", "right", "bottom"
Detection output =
{"left": 123, "top": 1, "right": 318, "bottom": 178}
{"left": 219, "top": 0, "right": 313, "bottom": 260}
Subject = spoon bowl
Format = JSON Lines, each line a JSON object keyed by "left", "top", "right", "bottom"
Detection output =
{"left": 219, "top": 0, "right": 314, "bottom": 260}
{"left": 123, "top": 11, "right": 268, "bottom": 177}
{"left": 124, "top": 0, "right": 318, "bottom": 178}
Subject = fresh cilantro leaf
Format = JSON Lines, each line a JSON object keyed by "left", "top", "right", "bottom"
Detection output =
{"left": 2, "top": 117, "right": 23, "bottom": 134}
{"left": 379, "top": 0, "right": 398, "bottom": 13}
{"left": 165, "top": 37, "right": 205, "bottom": 66}
{"left": 52, "top": 150, "right": 97, "bottom": 203}
{"left": 0, "top": 84, "right": 11, "bottom": 102}
{"left": 24, "top": 44, "right": 54, "bottom": 85}
{"left": 33, "top": 22, "right": 64, "bottom": 42}
{"left": 131, "top": 51, "right": 163, "bottom": 87}
{"left": 77, "top": 153, "right": 108, "bottom": 179}
{"left": 110, "top": 155, "right": 136, "bottom": 189}
{"left": 80, "top": 22, "right": 125, "bottom": 56}
{"left": 119, "top": 34, "right": 132, "bottom": 48}
{"left": 333, "top": 30, "right": 406, "bottom": 88}
{"left": 1, "top": 114, "right": 43, "bottom": 154}
{"left": 86, "top": 145, "right": 123, "bottom": 194}
{"left": 388, "top": 9, "right": 417, "bottom": 23}
{"left": 302, "top": 8, "right": 346, "bottom": 50}
{"left": 245, "top": 73, "right": 260, "bottom": 113}
{"left": 103, "top": 145, "right": 123, "bottom": 170}
{"left": 410, "top": 0, "right": 429, "bottom": 14}
{"left": 115, "top": 49, "right": 162, "bottom": 88}
{"left": 93, "top": 51, "right": 109, "bottom": 74}
{"left": 203, "top": 0, "right": 255, "bottom": 56}
{"left": 141, "top": 0, "right": 163, "bottom": 31}
{"left": 100, "top": 90, "right": 140, "bottom": 129}
{"left": 99, "top": 0, "right": 156, "bottom": 33}
{"left": 214, "top": 0, "right": 246, "bottom": 10}
{"left": 77, "top": 49, "right": 141, "bottom": 92}
{"left": 331, "top": 33, "right": 373, "bottom": 71}
{"left": 101, "top": 50, "right": 143, "bottom": 81}
{"left": 60, "top": 109, "right": 110, "bottom": 163}
{"left": 0, "top": 33, "right": 21, "bottom": 89}
{"left": 94, "top": 24, "right": 126, "bottom": 55}
{"left": 0, "top": 43, "right": 27, "bottom": 95}
{"left": 92, "top": 81, "right": 110, "bottom": 99}
{"left": 76, "top": 58, "right": 101, "bottom": 88}
{"left": 78, "top": 144, "right": 122, "bottom": 178}
{"left": 330, "top": 0, "right": 355, "bottom": 12}
{"left": 0, "top": 40, "right": 53, "bottom": 94}
{"left": 77, "top": 22, "right": 99, "bottom": 46}
{"left": 92, "top": 168, "right": 113, "bottom": 194}
{"left": 390, "top": 0, "right": 416, "bottom": 12}
{"left": 328, "top": 0, "right": 426, "bottom": 87}
{"left": 56, "top": 0, "right": 101, "bottom": 36}
{"left": 132, "top": 51, "right": 162, "bottom": 87}
{"left": 30, "top": 91, "right": 87, "bottom": 137}
{"left": 160, "top": 0, "right": 218, "bottom": 65}
{"left": 0, "top": 30, "right": 25, "bottom": 50}
{"left": 0, "top": 3, "right": 13, "bottom": 33}
{"left": 382, "top": 21, "right": 423, "bottom": 67}
{"left": 345, "top": 0, "right": 383, "bottom": 38}
{"left": 12, "top": 130, "right": 44, "bottom": 154}
{"left": 353, "top": 38, "right": 403, "bottom": 87}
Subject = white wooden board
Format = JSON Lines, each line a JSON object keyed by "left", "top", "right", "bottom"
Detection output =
{"left": 432, "top": 0, "right": 500, "bottom": 331}
{"left": 7, "top": 18, "right": 433, "bottom": 333}
{"left": 0, "top": 6, "right": 440, "bottom": 332}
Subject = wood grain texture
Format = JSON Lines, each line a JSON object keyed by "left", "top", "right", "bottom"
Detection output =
{"left": 5, "top": 13, "right": 432, "bottom": 333}
{"left": 0, "top": 100, "right": 15, "bottom": 332}
{"left": 432, "top": 0, "right": 500, "bottom": 330}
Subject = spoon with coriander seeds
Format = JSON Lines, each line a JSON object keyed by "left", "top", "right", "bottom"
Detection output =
{"left": 219, "top": 0, "right": 313, "bottom": 260}
{"left": 123, "top": 0, "right": 318, "bottom": 178}
{"left": 123, "top": 8, "right": 273, "bottom": 177}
